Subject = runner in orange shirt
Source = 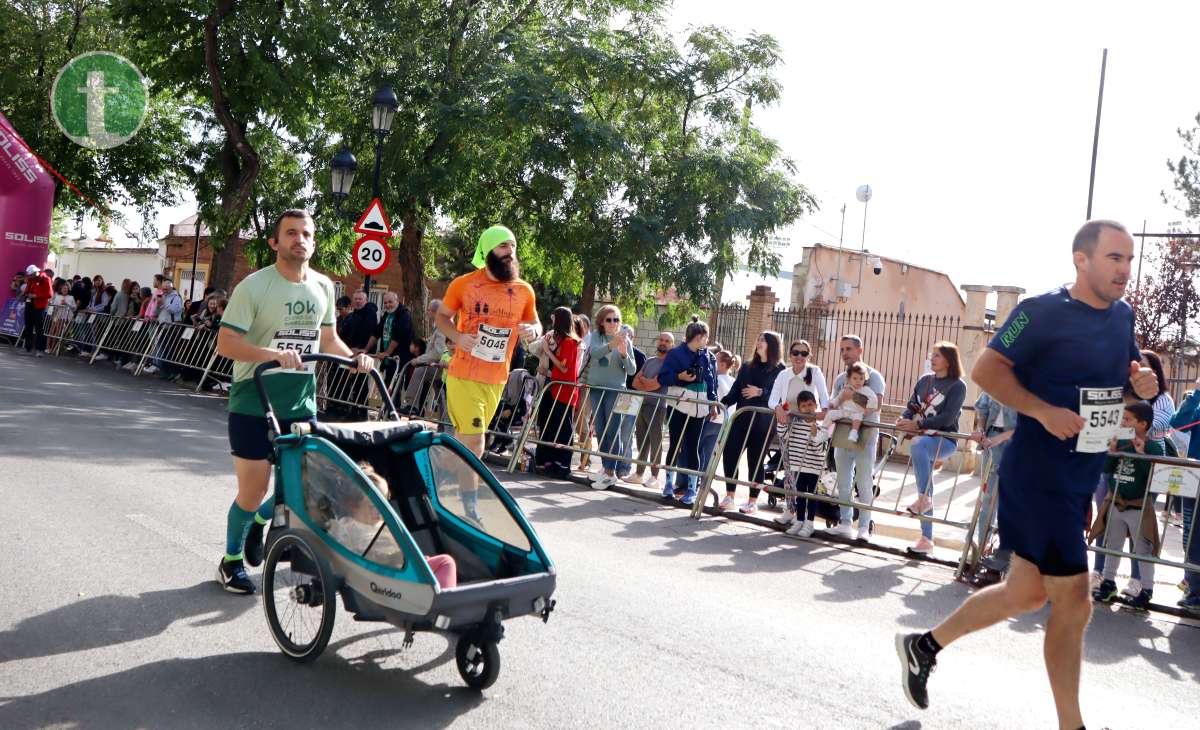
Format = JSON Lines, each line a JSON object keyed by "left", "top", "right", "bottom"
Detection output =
{"left": 436, "top": 225, "right": 541, "bottom": 458}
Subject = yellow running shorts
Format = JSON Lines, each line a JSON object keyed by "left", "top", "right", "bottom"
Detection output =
{"left": 444, "top": 374, "right": 505, "bottom": 435}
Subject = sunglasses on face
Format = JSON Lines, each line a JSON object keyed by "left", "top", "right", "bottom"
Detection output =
{"left": 791, "top": 350, "right": 809, "bottom": 357}
{"left": 605, "top": 317, "right": 620, "bottom": 323}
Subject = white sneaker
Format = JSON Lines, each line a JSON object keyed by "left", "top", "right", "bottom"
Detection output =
{"left": 790, "top": 520, "right": 815, "bottom": 538}
{"left": 94, "top": 352, "right": 108, "bottom": 361}
{"left": 718, "top": 495, "right": 735, "bottom": 510}
{"left": 856, "top": 520, "right": 872, "bottom": 541}
{"left": 1121, "top": 578, "right": 1143, "bottom": 599}
{"left": 641, "top": 473, "right": 659, "bottom": 488}
{"left": 847, "top": 429, "right": 859, "bottom": 443}
{"left": 142, "top": 365, "right": 159, "bottom": 374}
{"left": 739, "top": 501, "right": 758, "bottom": 515}
{"left": 591, "top": 474, "right": 616, "bottom": 490}
{"left": 122, "top": 361, "right": 137, "bottom": 371}
{"left": 774, "top": 510, "right": 797, "bottom": 526}
{"left": 832, "top": 522, "right": 854, "bottom": 539}
{"left": 619, "top": 474, "right": 642, "bottom": 485}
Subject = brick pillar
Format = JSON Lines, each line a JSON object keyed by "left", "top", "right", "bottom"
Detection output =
{"left": 744, "top": 285, "right": 778, "bottom": 362}
{"left": 950, "top": 285, "right": 993, "bottom": 472}
{"left": 993, "top": 286, "right": 1024, "bottom": 327}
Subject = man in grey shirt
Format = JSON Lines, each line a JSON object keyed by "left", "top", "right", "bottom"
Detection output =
{"left": 829, "top": 334, "right": 886, "bottom": 541}
{"left": 630, "top": 331, "right": 675, "bottom": 486}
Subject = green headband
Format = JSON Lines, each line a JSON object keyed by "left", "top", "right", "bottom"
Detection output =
{"left": 472, "top": 225, "right": 515, "bottom": 269}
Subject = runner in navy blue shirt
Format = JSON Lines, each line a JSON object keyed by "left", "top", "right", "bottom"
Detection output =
{"left": 895, "top": 220, "right": 1160, "bottom": 730}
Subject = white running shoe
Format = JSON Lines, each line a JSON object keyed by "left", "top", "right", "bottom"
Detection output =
{"left": 1121, "top": 579, "right": 1143, "bottom": 599}
{"left": 34, "top": 351, "right": 44, "bottom": 358}
{"left": 94, "top": 352, "right": 108, "bottom": 361}
{"left": 142, "top": 365, "right": 160, "bottom": 374}
{"left": 831, "top": 522, "right": 854, "bottom": 539}
{"left": 739, "top": 500, "right": 758, "bottom": 515}
{"left": 641, "top": 473, "right": 659, "bottom": 488}
{"left": 718, "top": 495, "right": 735, "bottom": 510}
{"left": 789, "top": 520, "right": 815, "bottom": 538}
{"left": 774, "top": 510, "right": 797, "bottom": 526}
{"left": 856, "top": 520, "right": 872, "bottom": 541}
{"left": 122, "top": 361, "right": 137, "bottom": 371}
{"left": 591, "top": 474, "right": 616, "bottom": 490}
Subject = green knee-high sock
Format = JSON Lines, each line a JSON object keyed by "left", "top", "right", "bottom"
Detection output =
{"left": 225, "top": 501, "right": 256, "bottom": 561}
{"left": 254, "top": 494, "right": 275, "bottom": 525}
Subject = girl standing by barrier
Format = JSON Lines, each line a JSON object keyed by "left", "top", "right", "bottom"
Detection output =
{"left": 535, "top": 307, "right": 580, "bottom": 478}
{"left": 718, "top": 331, "right": 784, "bottom": 514}
{"left": 656, "top": 317, "right": 718, "bottom": 506}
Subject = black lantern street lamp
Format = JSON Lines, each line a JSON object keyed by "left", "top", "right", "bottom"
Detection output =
{"left": 329, "top": 84, "right": 398, "bottom": 298}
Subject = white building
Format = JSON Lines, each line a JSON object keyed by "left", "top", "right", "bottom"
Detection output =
{"left": 50, "top": 235, "right": 165, "bottom": 287}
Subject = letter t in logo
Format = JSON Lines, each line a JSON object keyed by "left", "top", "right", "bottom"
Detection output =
{"left": 78, "top": 71, "right": 119, "bottom": 147}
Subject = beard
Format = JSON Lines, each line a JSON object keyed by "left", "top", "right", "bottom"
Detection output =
{"left": 486, "top": 250, "right": 518, "bottom": 281}
{"left": 656, "top": 344, "right": 669, "bottom": 354}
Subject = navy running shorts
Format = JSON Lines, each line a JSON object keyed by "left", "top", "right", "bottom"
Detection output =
{"left": 228, "top": 412, "right": 314, "bottom": 461}
{"left": 997, "top": 482, "right": 1091, "bottom": 577}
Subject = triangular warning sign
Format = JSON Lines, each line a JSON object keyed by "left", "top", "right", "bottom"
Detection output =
{"left": 353, "top": 198, "right": 392, "bottom": 237}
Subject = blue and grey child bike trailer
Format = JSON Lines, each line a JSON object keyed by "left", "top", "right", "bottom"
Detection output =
{"left": 254, "top": 354, "right": 556, "bottom": 689}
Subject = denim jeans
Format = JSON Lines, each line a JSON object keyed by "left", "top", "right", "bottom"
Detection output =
{"left": 834, "top": 429, "right": 879, "bottom": 527}
{"left": 910, "top": 435, "right": 957, "bottom": 540}
{"left": 679, "top": 418, "right": 722, "bottom": 495}
{"left": 589, "top": 388, "right": 634, "bottom": 475}
{"left": 975, "top": 440, "right": 1008, "bottom": 543}
{"left": 1182, "top": 496, "right": 1199, "bottom": 597}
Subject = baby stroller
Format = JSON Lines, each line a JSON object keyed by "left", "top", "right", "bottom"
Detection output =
{"left": 812, "top": 429, "right": 899, "bottom": 533}
{"left": 486, "top": 368, "right": 537, "bottom": 456}
{"left": 256, "top": 354, "right": 557, "bottom": 689}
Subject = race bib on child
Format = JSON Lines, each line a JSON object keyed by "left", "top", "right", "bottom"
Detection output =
{"left": 1076, "top": 387, "right": 1123, "bottom": 453}
{"left": 471, "top": 324, "right": 511, "bottom": 363}
{"left": 268, "top": 328, "right": 318, "bottom": 374}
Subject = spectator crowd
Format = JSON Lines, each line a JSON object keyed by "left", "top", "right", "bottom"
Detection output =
{"left": 7, "top": 264, "right": 1199, "bottom": 614}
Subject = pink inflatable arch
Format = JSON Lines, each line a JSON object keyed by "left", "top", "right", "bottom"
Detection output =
{"left": 0, "top": 111, "right": 55, "bottom": 309}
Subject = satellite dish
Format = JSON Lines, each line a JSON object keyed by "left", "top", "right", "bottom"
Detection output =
{"left": 856, "top": 184, "right": 873, "bottom": 203}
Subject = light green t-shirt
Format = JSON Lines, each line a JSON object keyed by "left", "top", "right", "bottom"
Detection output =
{"left": 220, "top": 265, "right": 336, "bottom": 419}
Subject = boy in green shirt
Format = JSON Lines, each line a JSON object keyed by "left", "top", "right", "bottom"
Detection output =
{"left": 1090, "top": 400, "right": 1163, "bottom": 609}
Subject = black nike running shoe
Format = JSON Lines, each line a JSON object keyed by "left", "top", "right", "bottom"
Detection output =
{"left": 895, "top": 633, "right": 936, "bottom": 710}
{"left": 217, "top": 558, "right": 255, "bottom": 595}
{"left": 244, "top": 520, "right": 266, "bottom": 568}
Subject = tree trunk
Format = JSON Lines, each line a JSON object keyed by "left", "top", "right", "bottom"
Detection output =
{"left": 579, "top": 274, "right": 596, "bottom": 318}
{"left": 398, "top": 199, "right": 427, "bottom": 335}
{"left": 203, "top": 0, "right": 259, "bottom": 293}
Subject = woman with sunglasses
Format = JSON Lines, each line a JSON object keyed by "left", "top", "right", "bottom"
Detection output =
{"left": 769, "top": 339, "right": 830, "bottom": 420}
{"left": 717, "top": 331, "right": 785, "bottom": 513}
{"left": 584, "top": 305, "right": 638, "bottom": 489}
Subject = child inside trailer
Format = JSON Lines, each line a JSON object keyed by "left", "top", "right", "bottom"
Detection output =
{"left": 309, "top": 458, "right": 458, "bottom": 588}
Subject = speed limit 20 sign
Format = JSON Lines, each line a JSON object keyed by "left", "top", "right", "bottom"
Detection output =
{"left": 353, "top": 236, "right": 391, "bottom": 276}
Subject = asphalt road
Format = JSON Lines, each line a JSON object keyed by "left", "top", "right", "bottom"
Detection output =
{"left": 1, "top": 348, "right": 1197, "bottom": 729}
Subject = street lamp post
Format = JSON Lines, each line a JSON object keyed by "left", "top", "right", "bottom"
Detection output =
{"left": 329, "top": 83, "right": 398, "bottom": 300}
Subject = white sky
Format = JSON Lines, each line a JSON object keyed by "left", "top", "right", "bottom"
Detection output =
{"left": 100, "top": 0, "right": 1200, "bottom": 303}
{"left": 672, "top": 0, "right": 1200, "bottom": 299}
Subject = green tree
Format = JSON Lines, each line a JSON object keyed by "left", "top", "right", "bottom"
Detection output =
{"left": 0, "top": 1, "right": 188, "bottom": 220}
{"left": 445, "top": 13, "right": 815, "bottom": 315}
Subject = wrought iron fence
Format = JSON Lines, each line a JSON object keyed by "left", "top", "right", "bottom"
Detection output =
{"left": 773, "top": 307, "right": 961, "bottom": 407}
{"left": 713, "top": 303, "right": 747, "bottom": 353}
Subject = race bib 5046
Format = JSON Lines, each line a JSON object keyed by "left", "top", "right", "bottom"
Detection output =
{"left": 471, "top": 324, "right": 511, "bottom": 363}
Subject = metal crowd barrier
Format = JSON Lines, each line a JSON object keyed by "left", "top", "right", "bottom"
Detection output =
{"left": 1086, "top": 449, "right": 1200, "bottom": 577}
{"left": 507, "top": 381, "right": 730, "bottom": 494}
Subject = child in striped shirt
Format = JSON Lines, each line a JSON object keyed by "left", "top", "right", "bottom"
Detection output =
{"left": 779, "top": 390, "right": 829, "bottom": 538}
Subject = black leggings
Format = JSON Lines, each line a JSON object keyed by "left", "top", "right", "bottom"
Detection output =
{"left": 535, "top": 398, "right": 576, "bottom": 470}
{"left": 791, "top": 471, "right": 819, "bottom": 521}
{"left": 722, "top": 411, "right": 774, "bottom": 498}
